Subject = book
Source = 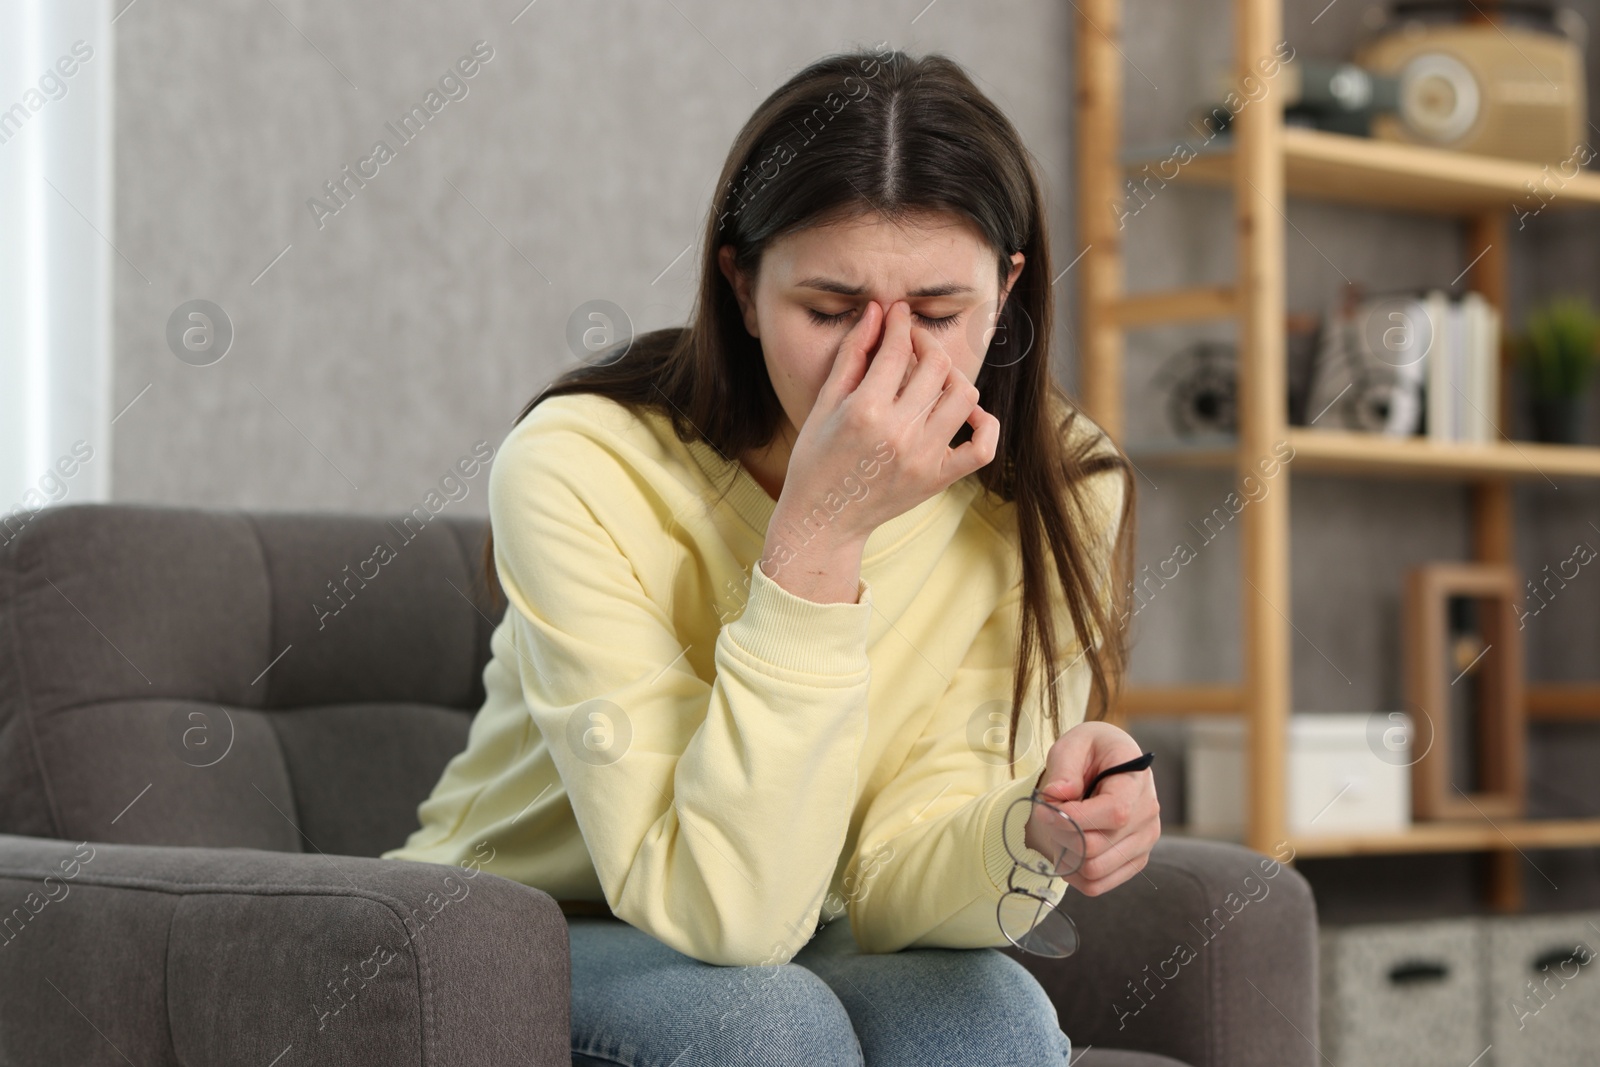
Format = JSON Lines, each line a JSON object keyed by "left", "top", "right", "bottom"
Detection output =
{"left": 1420, "top": 289, "right": 1500, "bottom": 444}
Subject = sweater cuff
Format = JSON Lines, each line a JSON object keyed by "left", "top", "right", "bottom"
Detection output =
{"left": 723, "top": 558, "right": 873, "bottom": 677}
{"left": 981, "top": 769, "right": 1068, "bottom": 896}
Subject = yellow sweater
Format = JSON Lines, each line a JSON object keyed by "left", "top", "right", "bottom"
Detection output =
{"left": 382, "top": 390, "right": 1123, "bottom": 966}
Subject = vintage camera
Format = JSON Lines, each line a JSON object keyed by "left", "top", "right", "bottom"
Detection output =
{"left": 1281, "top": 58, "right": 1402, "bottom": 135}
{"left": 1197, "top": 57, "right": 1400, "bottom": 137}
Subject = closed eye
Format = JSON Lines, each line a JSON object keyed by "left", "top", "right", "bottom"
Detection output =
{"left": 806, "top": 308, "right": 961, "bottom": 331}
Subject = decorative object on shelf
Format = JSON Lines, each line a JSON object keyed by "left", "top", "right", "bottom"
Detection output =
{"left": 1421, "top": 288, "right": 1500, "bottom": 445}
{"left": 1514, "top": 295, "right": 1599, "bottom": 444}
{"left": 1353, "top": 1, "right": 1588, "bottom": 165}
{"left": 1150, "top": 340, "right": 1236, "bottom": 437}
{"left": 1279, "top": 58, "right": 1400, "bottom": 136}
{"left": 1402, "top": 563, "right": 1526, "bottom": 821}
{"left": 1186, "top": 713, "right": 1412, "bottom": 838}
{"left": 1199, "top": 58, "right": 1401, "bottom": 137}
{"left": 1303, "top": 283, "right": 1430, "bottom": 435}
{"left": 1303, "top": 282, "right": 1501, "bottom": 441}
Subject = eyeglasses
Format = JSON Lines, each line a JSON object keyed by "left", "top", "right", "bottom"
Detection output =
{"left": 997, "top": 751, "right": 1155, "bottom": 957}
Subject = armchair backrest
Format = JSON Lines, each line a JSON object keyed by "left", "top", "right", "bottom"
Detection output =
{"left": 0, "top": 503, "right": 503, "bottom": 858}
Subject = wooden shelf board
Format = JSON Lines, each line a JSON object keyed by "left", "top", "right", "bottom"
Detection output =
{"left": 1129, "top": 127, "right": 1600, "bottom": 216}
{"left": 1126, "top": 429, "right": 1600, "bottom": 480}
{"left": 1528, "top": 683, "right": 1600, "bottom": 720}
{"left": 1114, "top": 684, "right": 1242, "bottom": 717}
{"left": 1288, "top": 818, "right": 1600, "bottom": 857}
{"left": 1117, "top": 683, "right": 1600, "bottom": 721}
{"left": 1110, "top": 285, "right": 1237, "bottom": 328}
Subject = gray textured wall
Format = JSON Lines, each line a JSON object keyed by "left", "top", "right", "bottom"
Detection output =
{"left": 109, "top": 0, "right": 1600, "bottom": 906}
{"left": 107, "top": 0, "right": 1075, "bottom": 510}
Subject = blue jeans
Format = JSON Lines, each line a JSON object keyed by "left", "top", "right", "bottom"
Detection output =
{"left": 567, "top": 913, "right": 1073, "bottom": 1066}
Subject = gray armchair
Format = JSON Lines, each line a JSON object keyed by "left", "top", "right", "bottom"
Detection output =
{"left": 0, "top": 503, "right": 1318, "bottom": 1066}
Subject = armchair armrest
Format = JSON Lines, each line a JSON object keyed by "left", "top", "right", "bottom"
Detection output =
{"left": 0, "top": 833, "right": 571, "bottom": 1067}
{"left": 1005, "top": 836, "right": 1319, "bottom": 1067}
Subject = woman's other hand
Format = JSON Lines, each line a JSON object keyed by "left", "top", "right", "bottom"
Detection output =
{"left": 1024, "top": 720, "right": 1161, "bottom": 896}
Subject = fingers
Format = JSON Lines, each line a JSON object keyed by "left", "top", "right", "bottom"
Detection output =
{"left": 1068, "top": 851, "right": 1152, "bottom": 897}
{"left": 898, "top": 319, "right": 954, "bottom": 418}
{"left": 1039, "top": 788, "right": 1150, "bottom": 859}
{"left": 858, "top": 300, "right": 916, "bottom": 399}
{"left": 817, "top": 300, "right": 885, "bottom": 405}
{"left": 1036, "top": 728, "right": 1101, "bottom": 805}
{"left": 1066, "top": 813, "right": 1162, "bottom": 895}
{"left": 899, "top": 321, "right": 999, "bottom": 480}
{"left": 911, "top": 327, "right": 975, "bottom": 429}
{"left": 1038, "top": 722, "right": 1148, "bottom": 806}
{"left": 1055, "top": 775, "right": 1158, "bottom": 867}
{"left": 943, "top": 403, "right": 999, "bottom": 480}
{"left": 1031, "top": 813, "right": 1093, "bottom": 877}
{"left": 1068, "top": 790, "right": 1161, "bottom": 893}
{"left": 1030, "top": 808, "right": 1155, "bottom": 889}
{"left": 1025, "top": 725, "right": 1164, "bottom": 895}
{"left": 1052, "top": 784, "right": 1138, "bottom": 834}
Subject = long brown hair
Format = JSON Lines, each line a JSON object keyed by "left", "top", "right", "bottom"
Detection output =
{"left": 480, "top": 47, "right": 1135, "bottom": 768}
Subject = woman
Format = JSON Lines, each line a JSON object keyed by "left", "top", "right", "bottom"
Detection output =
{"left": 384, "top": 45, "right": 1160, "bottom": 1066}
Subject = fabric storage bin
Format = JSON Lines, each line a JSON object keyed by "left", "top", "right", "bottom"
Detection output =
{"left": 1484, "top": 911, "right": 1600, "bottom": 1067}
{"left": 1320, "top": 917, "right": 1486, "bottom": 1066}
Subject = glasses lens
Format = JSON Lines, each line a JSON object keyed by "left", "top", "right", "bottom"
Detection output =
{"left": 1003, "top": 794, "right": 1087, "bottom": 878}
{"left": 998, "top": 891, "right": 1080, "bottom": 957}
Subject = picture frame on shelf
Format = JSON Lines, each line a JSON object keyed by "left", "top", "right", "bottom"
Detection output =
{"left": 1402, "top": 563, "right": 1526, "bottom": 822}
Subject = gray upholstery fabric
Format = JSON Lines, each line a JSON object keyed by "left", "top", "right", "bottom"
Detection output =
{"left": 573, "top": 1053, "right": 1201, "bottom": 1067}
{"left": 1007, "top": 837, "right": 1321, "bottom": 1067}
{"left": 0, "top": 833, "right": 571, "bottom": 1066}
{"left": 1076, "top": 1051, "right": 1194, "bottom": 1067}
{"left": 0, "top": 503, "right": 1319, "bottom": 1066}
{"left": 0, "top": 504, "right": 493, "bottom": 856}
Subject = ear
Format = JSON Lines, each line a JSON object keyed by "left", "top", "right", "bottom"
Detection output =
{"left": 996, "top": 251, "right": 1025, "bottom": 316}
{"left": 718, "top": 244, "right": 760, "bottom": 338}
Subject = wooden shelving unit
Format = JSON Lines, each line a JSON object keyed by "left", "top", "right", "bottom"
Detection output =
{"left": 1073, "top": 0, "right": 1600, "bottom": 908}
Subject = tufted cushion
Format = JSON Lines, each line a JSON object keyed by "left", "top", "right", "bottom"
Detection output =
{"left": 0, "top": 503, "right": 504, "bottom": 858}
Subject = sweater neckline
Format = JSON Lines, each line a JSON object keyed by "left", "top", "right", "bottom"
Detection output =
{"left": 681, "top": 432, "right": 975, "bottom": 562}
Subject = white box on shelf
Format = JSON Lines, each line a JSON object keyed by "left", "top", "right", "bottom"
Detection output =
{"left": 1186, "top": 712, "right": 1411, "bottom": 838}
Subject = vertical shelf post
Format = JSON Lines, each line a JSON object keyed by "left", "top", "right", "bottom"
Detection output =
{"left": 1073, "top": 0, "right": 1126, "bottom": 444}
{"left": 1466, "top": 210, "right": 1526, "bottom": 912}
{"left": 1234, "top": 0, "right": 1291, "bottom": 854}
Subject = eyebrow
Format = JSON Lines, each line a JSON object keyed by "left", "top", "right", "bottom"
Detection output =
{"left": 792, "top": 276, "right": 977, "bottom": 298}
